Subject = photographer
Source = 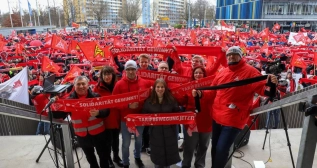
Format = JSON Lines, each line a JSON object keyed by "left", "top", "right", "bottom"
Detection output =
{"left": 197, "top": 46, "right": 278, "bottom": 168}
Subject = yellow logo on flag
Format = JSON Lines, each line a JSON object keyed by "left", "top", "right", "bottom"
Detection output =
{"left": 94, "top": 45, "right": 104, "bottom": 58}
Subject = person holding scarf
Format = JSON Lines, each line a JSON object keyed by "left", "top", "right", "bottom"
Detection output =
{"left": 142, "top": 78, "right": 181, "bottom": 168}
{"left": 197, "top": 46, "right": 278, "bottom": 168}
{"left": 112, "top": 60, "right": 152, "bottom": 168}
{"left": 94, "top": 66, "right": 123, "bottom": 168}
{"left": 69, "top": 76, "right": 111, "bottom": 168}
{"left": 181, "top": 66, "right": 212, "bottom": 168}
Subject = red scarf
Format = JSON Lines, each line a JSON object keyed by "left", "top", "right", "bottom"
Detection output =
{"left": 137, "top": 69, "right": 191, "bottom": 83}
{"left": 52, "top": 89, "right": 150, "bottom": 112}
{"left": 125, "top": 112, "right": 197, "bottom": 136}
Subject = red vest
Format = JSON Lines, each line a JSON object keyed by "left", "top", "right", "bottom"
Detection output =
{"left": 71, "top": 114, "right": 105, "bottom": 137}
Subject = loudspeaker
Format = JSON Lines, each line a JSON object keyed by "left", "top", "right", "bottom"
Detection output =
{"left": 234, "top": 125, "right": 250, "bottom": 149}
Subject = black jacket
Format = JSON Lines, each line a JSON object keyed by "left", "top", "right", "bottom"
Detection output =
{"left": 142, "top": 98, "right": 181, "bottom": 166}
{"left": 68, "top": 88, "right": 110, "bottom": 118}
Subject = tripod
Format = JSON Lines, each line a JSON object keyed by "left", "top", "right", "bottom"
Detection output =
{"left": 262, "top": 107, "right": 295, "bottom": 168}
{"left": 35, "top": 106, "right": 63, "bottom": 168}
{"left": 35, "top": 106, "right": 81, "bottom": 168}
{"left": 227, "top": 107, "right": 295, "bottom": 168}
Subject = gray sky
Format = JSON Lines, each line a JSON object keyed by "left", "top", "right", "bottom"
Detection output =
{"left": 1, "top": 0, "right": 216, "bottom": 15}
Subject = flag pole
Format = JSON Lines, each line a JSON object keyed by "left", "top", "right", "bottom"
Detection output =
{"left": 18, "top": 0, "right": 23, "bottom": 27}
{"left": 47, "top": 0, "right": 52, "bottom": 26}
{"left": 7, "top": 0, "right": 13, "bottom": 28}
{"left": 36, "top": 0, "right": 40, "bottom": 26}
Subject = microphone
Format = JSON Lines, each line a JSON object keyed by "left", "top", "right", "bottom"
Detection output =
{"left": 41, "top": 97, "right": 58, "bottom": 113}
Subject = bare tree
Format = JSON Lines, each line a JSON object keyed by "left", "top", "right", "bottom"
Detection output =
{"left": 90, "top": 0, "right": 109, "bottom": 28}
{"left": 63, "top": 0, "right": 73, "bottom": 26}
{"left": 151, "top": 1, "right": 158, "bottom": 23}
{"left": 119, "top": 0, "right": 142, "bottom": 25}
{"left": 192, "top": 0, "right": 209, "bottom": 25}
{"left": 205, "top": 5, "right": 215, "bottom": 25}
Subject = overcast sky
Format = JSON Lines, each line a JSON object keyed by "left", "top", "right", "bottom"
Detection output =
{"left": 1, "top": 0, "right": 216, "bottom": 14}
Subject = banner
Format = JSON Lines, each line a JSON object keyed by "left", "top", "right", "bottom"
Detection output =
{"left": 288, "top": 32, "right": 307, "bottom": 45}
{"left": 110, "top": 47, "right": 176, "bottom": 56}
{"left": 53, "top": 89, "right": 150, "bottom": 112}
{"left": 125, "top": 112, "right": 197, "bottom": 136}
{"left": 0, "top": 67, "right": 29, "bottom": 105}
{"left": 137, "top": 70, "right": 191, "bottom": 83}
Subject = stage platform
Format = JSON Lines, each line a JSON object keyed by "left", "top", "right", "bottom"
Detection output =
{"left": 0, "top": 128, "right": 316, "bottom": 168}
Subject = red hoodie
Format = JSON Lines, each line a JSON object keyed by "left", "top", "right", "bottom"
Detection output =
{"left": 208, "top": 59, "right": 266, "bottom": 129}
{"left": 94, "top": 82, "right": 120, "bottom": 129}
{"left": 112, "top": 75, "right": 152, "bottom": 121}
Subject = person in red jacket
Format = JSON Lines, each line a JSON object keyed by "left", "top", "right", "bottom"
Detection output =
{"left": 167, "top": 53, "right": 225, "bottom": 77}
{"left": 197, "top": 46, "right": 278, "bottom": 168}
{"left": 69, "top": 76, "right": 111, "bottom": 168}
{"left": 181, "top": 66, "right": 212, "bottom": 168}
{"left": 94, "top": 66, "right": 123, "bottom": 168}
{"left": 112, "top": 60, "right": 152, "bottom": 168}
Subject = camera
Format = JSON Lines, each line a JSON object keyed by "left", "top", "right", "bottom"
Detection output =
{"left": 265, "top": 54, "right": 288, "bottom": 75}
{"left": 298, "top": 95, "right": 317, "bottom": 116}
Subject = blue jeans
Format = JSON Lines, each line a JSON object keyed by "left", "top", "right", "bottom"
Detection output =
{"left": 212, "top": 121, "right": 241, "bottom": 168}
{"left": 121, "top": 121, "right": 144, "bottom": 166}
{"left": 36, "top": 122, "right": 50, "bottom": 135}
{"left": 265, "top": 109, "right": 280, "bottom": 128}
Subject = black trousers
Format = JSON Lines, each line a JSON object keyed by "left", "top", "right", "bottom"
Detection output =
{"left": 77, "top": 130, "right": 112, "bottom": 168}
{"left": 142, "top": 126, "right": 150, "bottom": 148}
{"left": 109, "top": 128, "right": 120, "bottom": 156}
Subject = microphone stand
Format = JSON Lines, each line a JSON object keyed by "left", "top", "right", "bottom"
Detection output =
{"left": 36, "top": 99, "right": 67, "bottom": 168}
{"left": 35, "top": 103, "right": 60, "bottom": 167}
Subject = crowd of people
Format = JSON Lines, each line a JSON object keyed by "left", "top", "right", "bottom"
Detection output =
{"left": 1, "top": 26, "right": 317, "bottom": 168}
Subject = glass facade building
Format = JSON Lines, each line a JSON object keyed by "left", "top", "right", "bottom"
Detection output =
{"left": 216, "top": 0, "right": 317, "bottom": 32}
{"left": 216, "top": 0, "right": 263, "bottom": 20}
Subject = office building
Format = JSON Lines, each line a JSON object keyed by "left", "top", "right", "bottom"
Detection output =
{"left": 216, "top": 0, "right": 317, "bottom": 32}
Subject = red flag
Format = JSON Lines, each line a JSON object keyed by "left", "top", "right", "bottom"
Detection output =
{"left": 274, "top": 23, "right": 280, "bottom": 30}
{"left": 51, "top": 35, "right": 68, "bottom": 52}
{"left": 62, "top": 65, "right": 83, "bottom": 84}
{"left": 258, "top": 28, "right": 269, "bottom": 41}
{"left": 221, "top": 20, "right": 228, "bottom": 28}
{"left": 72, "top": 22, "right": 80, "bottom": 28}
{"left": 68, "top": 40, "right": 78, "bottom": 54}
{"left": 78, "top": 41, "right": 104, "bottom": 61}
{"left": 291, "top": 53, "right": 307, "bottom": 69}
{"left": 314, "top": 53, "right": 317, "bottom": 65}
{"left": 239, "top": 42, "right": 247, "bottom": 54}
{"left": 41, "top": 56, "right": 61, "bottom": 74}
{"left": 190, "top": 30, "right": 196, "bottom": 44}
{"left": 0, "top": 40, "right": 5, "bottom": 52}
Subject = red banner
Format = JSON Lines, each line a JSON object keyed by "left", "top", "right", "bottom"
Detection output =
{"left": 137, "top": 70, "right": 191, "bottom": 83}
{"left": 125, "top": 112, "right": 197, "bottom": 136}
{"left": 52, "top": 89, "right": 150, "bottom": 112}
{"left": 170, "top": 75, "right": 215, "bottom": 95}
{"left": 110, "top": 47, "right": 176, "bottom": 56}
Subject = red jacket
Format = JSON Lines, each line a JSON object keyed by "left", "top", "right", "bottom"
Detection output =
{"left": 93, "top": 82, "right": 120, "bottom": 129}
{"left": 208, "top": 59, "right": 266, "bottom": 129}
{"left": 180, "top": 92, "right": 212, "bottom": 132}
{"left": 112, "top": 75, "right": 152, "bottom": 121}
